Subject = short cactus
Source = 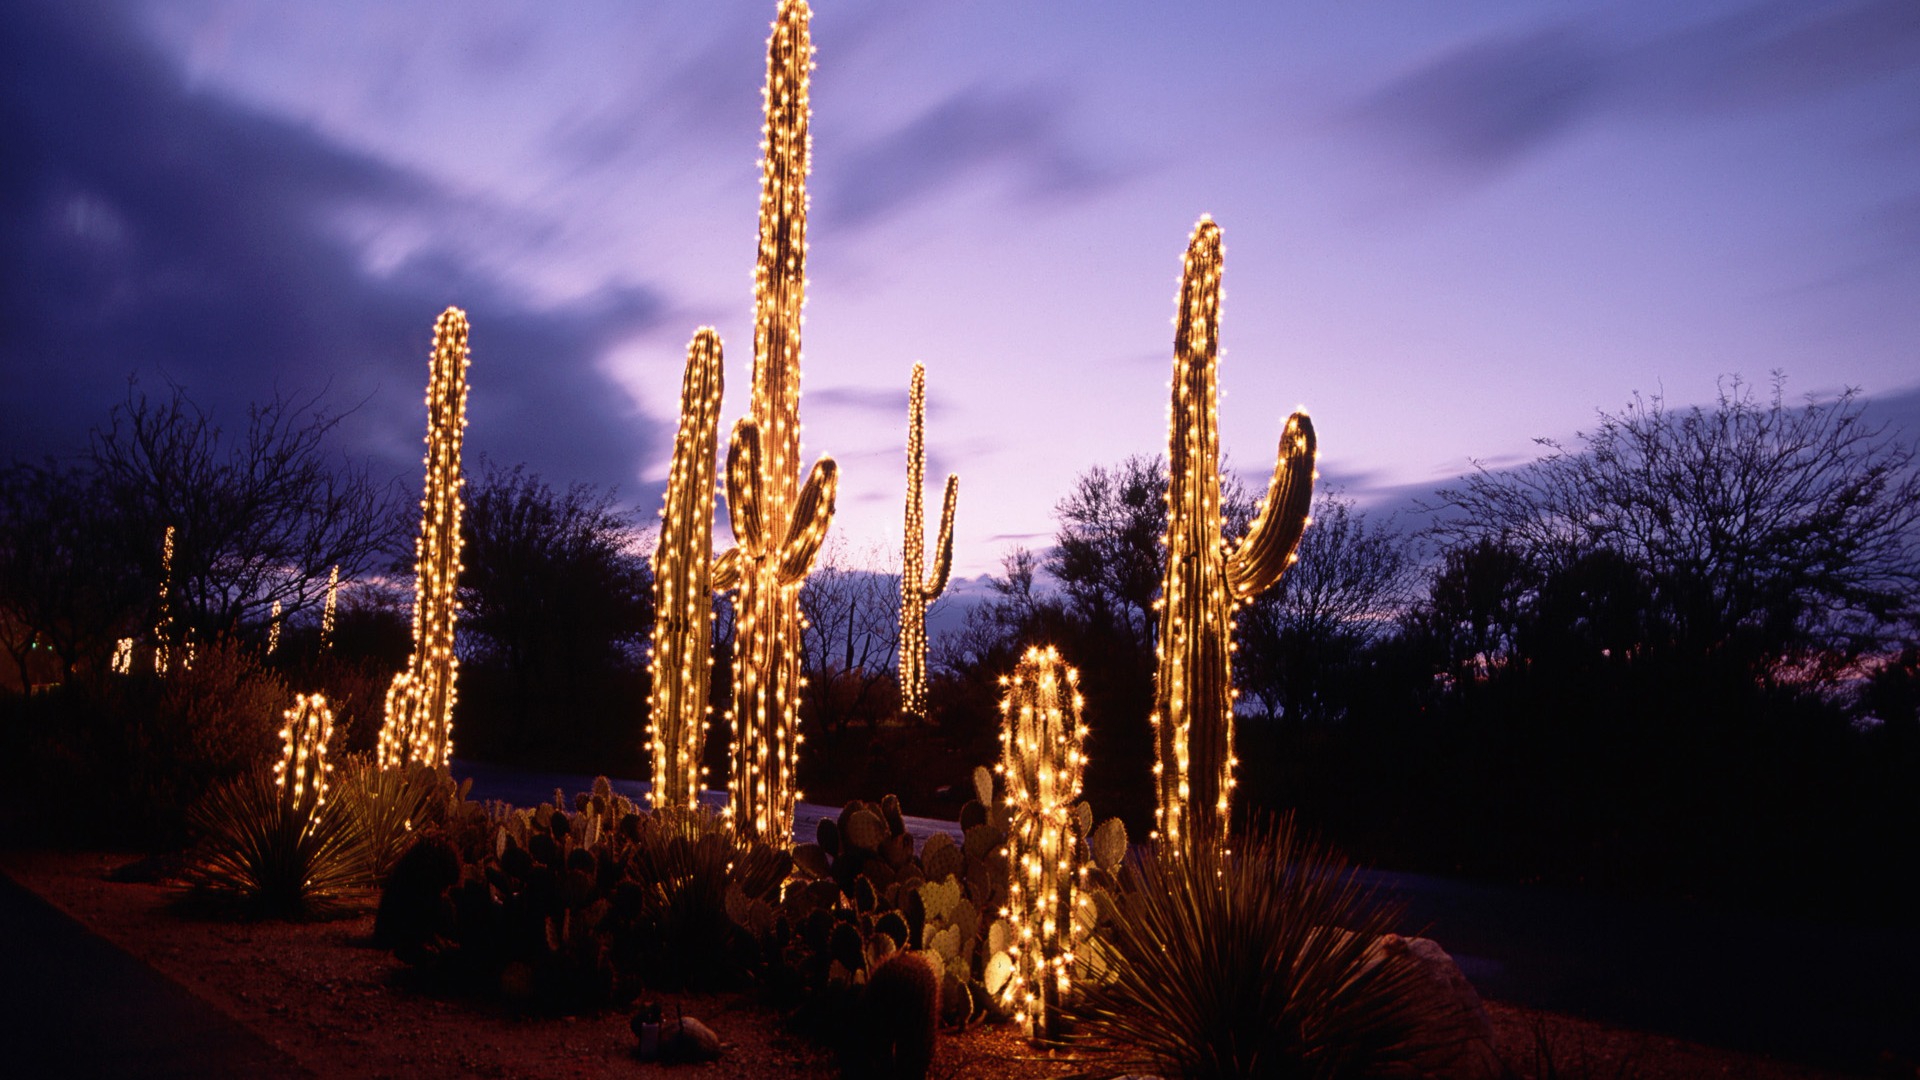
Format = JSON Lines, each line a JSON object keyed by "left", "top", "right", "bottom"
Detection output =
{"left": 274, "top": 692, "right": 336, "bottom": 816}
{"left": 994, "top": 645, "right": 1094, "bottom": 1041}
{"left": 1152, "top": 217, "right": 1315, "bottom": 851}
{"left": 900, "top": 362, "right": 958, "bottom": 725}
{"left": 648, "top": 329, "right": 725, "bottom": 811}
{"left": 379, "top": 307, "right": 471, "bottom": 771}
{"left": 720, "top": 0, "right": 839, "bottom": 845}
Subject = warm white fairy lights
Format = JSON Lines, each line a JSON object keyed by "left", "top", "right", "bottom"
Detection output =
{"left": 647, "top": 329, "right": 725, "bottom": 811}
{"left": 319, "top": 565, "right": 339, "bottom": 650}
{"left": 112, "top": 638, "right": 132, "bottom": 675}
{"left": 1150, "top": 217, "right": 1317, "bottom": 853}
{"left": 900, "top": 362, "right": 958, "bottom": 724}
{"left": 266, "top": 600, "right": 282, "bottom": 656}
{"left": 154, "top": 525, "right": 175, "bottom": 675}
{"left": 274, "top": 692, "right": 336, "bottom": 814}
{"left": 378, "top": 307, "right": 470, "bottom": 771}
{"left": 995, "top": 645, "right": 1092, "bottom": 1041}
{"left": 722, "top": 0, "right": 839, "bottom": 845}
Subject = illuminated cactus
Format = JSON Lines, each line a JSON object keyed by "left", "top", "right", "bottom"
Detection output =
{"left": 274, "top": 693, "right": 336, "bottom": 817}
{"left": 319, "top": 564, "right": 339, "bottom": 650}
{"left": 379, "top": 307, "right": 471, "bottom": 771}
{"left": 154, "top": 524, "right": 176, "bottom": 675}
{"left": 647, "top": 329, "right": 725, "bottom": 811}
{"left": 995, "top": 645, "right": 1090, "bottom": 1041}
{"left": 1151, "top": 216, "right": 1316, "bottom": 851}
{"left": 719, "top": 0, "right": 839, "bottom": 844}
{"left": 900, "top": 362, "right": 958, "bottom": 724}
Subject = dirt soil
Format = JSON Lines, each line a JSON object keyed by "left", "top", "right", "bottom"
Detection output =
{"left": 0, "top": 849, "right": 1860, "bottom": 1080}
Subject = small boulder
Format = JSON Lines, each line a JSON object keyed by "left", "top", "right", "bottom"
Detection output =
{"left": 1376, "top": 935, "right": 1502, "bottom": 1080}
{"left": 662, "top": 1016, "right": 723, "bottom": 1063}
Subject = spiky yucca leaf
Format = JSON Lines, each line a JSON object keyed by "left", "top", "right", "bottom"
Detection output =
{"left": 624, "top": 806, "right": 791, "bottom": 990}
{"left": 1070, "top": 814, "right": 1442, "bottom": 1080}
{"left": 334, "top": 755, "right": 458, "bottom": 886}
{"left": 183, "top": 767, "right": 371, "bottom": 918}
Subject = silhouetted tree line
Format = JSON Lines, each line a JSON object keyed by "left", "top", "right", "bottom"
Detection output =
{"left": 935, "top": 379, "right": 1920, "bottom": 922}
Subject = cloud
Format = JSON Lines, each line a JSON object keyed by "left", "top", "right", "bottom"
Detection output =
{"left": 0, "top": 0, "right": 670, "bottom": 496}
{"left": 1345, "top": 0, "right": 1920, "bottom": 180}
{"left": 809, "top": 385, "right": 910, "bottom": 415}
{"left": 821, "top": 84, "right": 1125, "bottom": 228}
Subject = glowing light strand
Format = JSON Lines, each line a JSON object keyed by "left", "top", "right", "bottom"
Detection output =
{"left": 378, "top": 307, "right": 471, "bottom": 771}
{"left": 1150, "top": 217, "right": 1317, "bottom": 852}
{"left": 720, "top": 0, "right": 839, "bottom": 845}
{"left": 319, "top": 565, "right": 339, "bottom": 650}
{"left": 647, "top": 329, "right": 725, "bottom": 811}
{"left": 995, "top": 646, "right": 1090, "bottom": 1041}
{"left": 900, "top": 362, "right": 958, "bottom": 724}
{"left": 274, "top": 692, "right": 336, "bottom": 817}
{"left": 154, "top": 525, "right": 175, "bottom": 675}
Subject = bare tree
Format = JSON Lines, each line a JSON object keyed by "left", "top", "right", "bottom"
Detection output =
{"left": 799, "top": 539, "right": 901, "bottom": 733}
{"left": 88, "top": 380, "right": 408, "bottom": 639}
{"left": 1427, "top": 375, "right": 1920, "bottom": 691}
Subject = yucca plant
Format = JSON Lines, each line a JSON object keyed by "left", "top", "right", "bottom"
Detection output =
{"left": 182, "top": 767, "right": 369, "bottom": 918}
{"left": 333, "top": 755, "right": 463, "bottom": 885}
{"left": 1070, "top": 814, "right": 1442, "bottom": 1080}
{"left": 622, "top": 805, "right": 792, "bottom": 990}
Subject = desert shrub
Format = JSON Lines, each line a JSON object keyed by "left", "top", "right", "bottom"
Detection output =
{"left": 179, "top": 766, "right": 369, "bottom": 918}
{"left": 620, "top": 804, "right": 790, "bottom": 991}
{"left": 1069, "top": 814, "right": 1443, "bottom": 1080}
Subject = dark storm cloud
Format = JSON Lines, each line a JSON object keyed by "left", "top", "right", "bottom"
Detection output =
{"left": 0, "top": 1, "right": 669, "bottom": 496}
{"left": 1349, "top": 0, "right": 1920, "bottom": 176}
{"left": 821, "top": 85, "right": 1122, "bottom": 228}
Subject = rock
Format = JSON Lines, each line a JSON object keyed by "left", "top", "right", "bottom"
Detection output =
{"left": 662, "top": 1016, "right": 723, "bottom": 1063}
{"left": 1375, "top": 935, "right": 1503, "bottom": 1080}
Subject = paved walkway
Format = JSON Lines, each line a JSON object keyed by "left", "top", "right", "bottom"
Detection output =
{"left": 0, "top": 871, "right": 305, "bottom": 1079}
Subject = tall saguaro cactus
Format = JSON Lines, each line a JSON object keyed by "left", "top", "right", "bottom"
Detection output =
{"left": 900, "top": 362, "right": 958, "bottom": 724}
{"left": 1152, "top": 217, "right": 1316, "bottom": 851}
{"left": 647, "top": 329, "right": 725, "bottom": 811}
{"left": 379, "top": 307, "right": 471, "bottom": 771}
{"left": 721, "top": 0, "right": 839, "bottom": 844}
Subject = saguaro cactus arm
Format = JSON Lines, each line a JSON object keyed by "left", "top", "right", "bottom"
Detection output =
{"left": 776, "top": 459, "right": 837, "bottom": 582}
{"left": 1226, "top": 412, "right": 1316, "bottom": 599}
{"left": 926, "top": 473, "right": 958, "bottom": 596}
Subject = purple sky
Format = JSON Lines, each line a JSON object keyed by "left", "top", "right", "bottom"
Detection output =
{"left": 6, "top": 0, "right": 1918, "bottom": 581}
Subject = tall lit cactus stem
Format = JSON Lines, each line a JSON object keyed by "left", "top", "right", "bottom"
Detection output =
{"left": 274, "top": 693, "right": 336, "bottom": 819}
{"left": 647, "top": 329, "right": 725, "bottom": 811}
{"left": 900, "top": 362, "right": 958, "bottom": 724}
{"left": 1151, "top": 216, "right": 1317, "bottom": 852}
{"left": 996, "top": 645, "right": 1089, "bottom": 1041}
{"left": 721, "top": 0, "right": 839, "bottom": 845}
{"left": 319, "top": 565, "right": 339, "bottom": 650}
{"left": 379, "top": 307, "right": 471, "bottom": 771}
{"left": 154, "top": 524, "right": 176, "bottom": 675}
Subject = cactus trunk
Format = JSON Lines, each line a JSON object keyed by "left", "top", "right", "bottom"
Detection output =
{"left": 1151, "top": 218, "right": 1316, "bottom": 852}
{"left": 379, "top": 307, "right": 470, "bottom": 771}
{"left": 901, "top": 362, "right": 957, "bottom": 724}
{"left": 997, "top": 645, "right": 1087, "bottom": 1042}
{"left": 724, "top": 0, "right": 838, "bottom": 845}
{"left": 648, "top": 330, "right": 726, "bottom": 811}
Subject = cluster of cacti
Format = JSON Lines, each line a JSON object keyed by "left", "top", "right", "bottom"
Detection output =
{"left": 989, "top": 648, "right": 1127, "bottom": 1040}
{"left": 1151, "top": 217, "right": 1316, "bottom": 851}
{"left": 379, "top": 307, "right": 471, "bottom": 771}
{"left": 719, "top": 0, "right": 839, "bottom": 845}
{"left": 647, "top": 329, "right": 726, "bottom": 811}
{"left": 900, "top": 362, "right": 958, "bottom": 724}
{"left": 273, "top": 692, "right": 336, "bottom": 815}
{"left": 741, "top": 786, "right": 1012, "bottom": 1033}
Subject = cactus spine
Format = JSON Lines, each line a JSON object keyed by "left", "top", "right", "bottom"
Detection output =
{"left": 647, "top": 329, "right": 725, "bottom": 811}
{"left": 900, "top": 362, "right": 958, "bottom": 724}
{"left": 720, "top": 0, "right": 838, "bottom": 844}
{"left": 1152, "top": 217, "right": 1316, "bottom": 851}
{"left": 996, "top": 645, "right": 1090, "bottom": 1041}
{"left": 379, "top": 307, "right": 471, "bottom": 771}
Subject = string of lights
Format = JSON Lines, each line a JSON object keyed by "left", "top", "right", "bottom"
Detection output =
{"left": 900, "top": 361, "right": 958, "bottom": 725}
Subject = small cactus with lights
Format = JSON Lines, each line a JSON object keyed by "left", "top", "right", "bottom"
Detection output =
{"left": 900, "top": 362, "right": 958, "bottom": 724}
{"left": 380, "top": 307, "right": 471, "bottom": 771}
{"left": 274, "top": 693, "right": 336, "bottom": 816}
{"left": 991, "top": 645, "right": 1127, "bottom": 1041}
{"left": 1152, "top": 216, "right": 1316, "bottom": 852}
{"left": 720, "top": 0, "right": 839, "bottom": 844}
{"left": 647, "top": 329, "right": 726, "bottom": 811}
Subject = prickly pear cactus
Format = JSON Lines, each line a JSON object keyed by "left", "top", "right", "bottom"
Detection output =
{"left": 720, "top": 0, "right": 839, "bottom": 845}
{"left": 1152, "top": 217, "right": 1315, "bottom": 852}
{"left": 648, "top": 329, "right": 725, "bottom": 810}
{"left": 900, "top": 361, "right": 958, "bottom": 724}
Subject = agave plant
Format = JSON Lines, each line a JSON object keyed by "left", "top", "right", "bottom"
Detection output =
{"left": 1070, "top": 814, "right": 1442, "bottom": 1080}
{"left": 333, "top": 755, "right": 464, "bottom": 885}
{"left": 181, "top": 767, "right": 369, "bottom": 918}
